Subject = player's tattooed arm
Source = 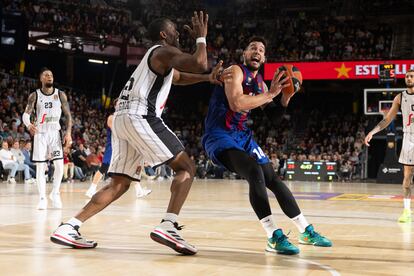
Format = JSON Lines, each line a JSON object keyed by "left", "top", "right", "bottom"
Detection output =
{"left": 59, "top": 91, "right": 72, "bottom": 134}
{"left": 24, "top": 92, "right": 36, "bottom": 115}
{"left": 372, "top": 119, "right": 389, "bottom": 133}
{"left": 60, "top": 91, "right": 73, "bottom": 146}
{"left": 365, "top": 94, "right": 400, "bottom": 146}
{"left": 23, "top": 92, "right": 37, "bottom": 135}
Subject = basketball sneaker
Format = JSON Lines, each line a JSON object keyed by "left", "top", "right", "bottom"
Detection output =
{"left": 398, "top": 209, "right": 412, "bottom": 223}
{"left": 299, "top": 224, "right": 332, "bottom": 247}
{"left": 266, "top": 229, "right": 299, "bottom": 255}
{"left": 24, "top": 178, "right": 35, "bottom": 185}
{"left": 150, "top": 220, "right": 197, "bottom": 255}
{"left": 37, "top": 197, "right": 47, "bottom": 210}
{"left": 85, "top": 185, "right": 97, "bottom": 198}
{"left": 49, "top": 192, "right": 62, "bottom": 209}
{"left": 136, "top": 188, "right": 152, "bottom": 198}
{"left": 51, "top": 223, "right": 97, "bottom": 249}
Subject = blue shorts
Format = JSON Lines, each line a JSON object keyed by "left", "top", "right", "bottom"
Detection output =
{"left": 202, "top": 130, "right": 270, "bottom": 168}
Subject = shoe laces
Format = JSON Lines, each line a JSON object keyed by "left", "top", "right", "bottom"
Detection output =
{"left": 161, "top": 219, "right": 184, "bottom": 231}
{"left": 275, "top": 230, "right": 292, "bottom": 246}
{"left": 73, "top": 225, "right": 82, "bottom": 236}
{"left": 307, "top": 227, "right": 323, "bottom": 240}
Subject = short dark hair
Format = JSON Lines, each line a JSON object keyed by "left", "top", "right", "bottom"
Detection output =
{"left": 147, "top": 18, "right": 171, "bottom": 42}
{"left": 39, "top": 67, "right": 51, "bottom": 77}
{"left": 407, "top": 69, "right": 414, "bottom": 74}
{"left": 245, "top": 36, "right": 267, "bottom": 50}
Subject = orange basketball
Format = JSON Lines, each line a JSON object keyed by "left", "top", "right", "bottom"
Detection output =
{"left": 275, "top": 64, "right": 302, "bottom": 97}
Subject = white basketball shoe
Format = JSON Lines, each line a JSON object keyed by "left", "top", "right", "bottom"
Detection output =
{"left": 50, "top": 223, "right": 97, "bottom": 248}
{"left": 150, "top": 220, "right": 197, "bottom": 255}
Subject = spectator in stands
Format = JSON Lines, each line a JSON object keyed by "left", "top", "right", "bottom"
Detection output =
{"left": 72, "top": 143, "right": 89, "bottom": 176}
{"left": 85, "top": 146, "right": 101, "bottom": 175}
{"left": 21, "top": 140, "right": 36, "bottom": 178}
{"left": 63, "top": 146, "right": 75, "bottom": 183}
{"left": 0, "top": 140, "right": 34, "bottom": 184}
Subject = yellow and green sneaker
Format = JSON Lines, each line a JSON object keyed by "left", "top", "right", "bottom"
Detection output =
{"left": 398, "top": 209, "right": 412, "bottom": 223}
{"left": 299, "top": 225, "right": 332, "bottom": 247}
{"left": 266, "top": 229, "right": 299, "bottom": 255}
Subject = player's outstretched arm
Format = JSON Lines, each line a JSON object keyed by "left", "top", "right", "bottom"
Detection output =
{"left": 364, "top": 94, "right": 400, "bottom": 146}
{"left": 224, "top": 66, "right": 288, "bottom": 112}
{"left": 153, "top": 11, "right": 208, "bottom": 74}
{"left": 59, "top": 91, "right": 73, "bottom": 146}
{"left": 22, "top": 92, "right": 37, "bottom": 135}
{"left": 172, "top": 60, "right": 223, "bottom": 86}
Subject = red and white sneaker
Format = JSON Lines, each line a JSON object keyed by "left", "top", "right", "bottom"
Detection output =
{"left": 50, "top": 223, "right": 97, "bottom": 249}
{"left": 150, "top": 220, "right": 197, "bottom": 255}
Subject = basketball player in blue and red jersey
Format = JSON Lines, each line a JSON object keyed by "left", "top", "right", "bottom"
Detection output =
{"left": 203, "top": 37, "right": 332, "bottom": 255}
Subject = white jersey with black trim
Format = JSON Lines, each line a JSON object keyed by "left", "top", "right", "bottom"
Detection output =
{"left": 116, "top": 44, "right": 174, "bottom": 118}
{"left": 34, "top": 88, "right": 62, "bottom": 133}
{"left": 400, "top": 90, "right": 414, "bottom": 133}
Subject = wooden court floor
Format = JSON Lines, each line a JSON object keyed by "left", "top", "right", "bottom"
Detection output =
{"left": 0, "top": 179, "right": 413, "bottom": 276}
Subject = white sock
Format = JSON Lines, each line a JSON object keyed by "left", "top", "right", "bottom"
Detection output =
{"left": 134, "top": 182, "right": 143, "bottom": 194}
{"left": 89, "top": 183, "right": 97, "bottom": 189}
{"left": 163, "top": 213, "right": 178, "bottom": 223}
{"left": 291, "top": 213, "right": 310, "bottom": 233}
{"left": 67, "top": 217, "right": 83, "bottom": 228}
{"left": 404, "top": 198, "right": 411, "bottom": 210}
{"left": 260, "top": 215, "right": 277, "bottom": 238}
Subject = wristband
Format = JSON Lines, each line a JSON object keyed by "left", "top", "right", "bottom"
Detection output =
{"left": 196, "top": 37, "right": 206, "bottom": 45}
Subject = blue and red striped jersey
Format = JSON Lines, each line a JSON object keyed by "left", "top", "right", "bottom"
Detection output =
{"left": 204, "top": 64, "right": 264, "bottom": 133}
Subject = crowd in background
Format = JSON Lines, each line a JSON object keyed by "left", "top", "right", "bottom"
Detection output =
{"left": 4, "top": 0, "right": 394, "bottom": 64}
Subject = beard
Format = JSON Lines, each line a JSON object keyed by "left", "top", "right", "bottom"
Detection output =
{"left": 45, "top": 82, "right": 53, "bottom": 88}
{"left": 245, "top": 62, "right": 261, "bottom": 72}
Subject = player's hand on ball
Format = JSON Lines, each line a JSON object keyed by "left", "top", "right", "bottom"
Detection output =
{"left": 184, "top": 11, "right": 208, "bottom": 39}
{"left": 269, "top": 71, "right": 290, "bottom": 98}
{"left": 209, "top": 60, "right": 224, "bottom": 85}
{"left": 364, "top": 133, "right": 373, "bottom": 146}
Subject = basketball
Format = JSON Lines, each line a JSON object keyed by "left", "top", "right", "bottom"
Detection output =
{"left": 275, "top": 64, "right": 303, "bottom": 97}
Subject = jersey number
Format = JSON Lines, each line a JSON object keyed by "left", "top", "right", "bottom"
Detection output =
{"left": 252, "top": 147, "right": 266, "bottom": 159}
{"left": 119, "top": 77, "right": 134, "bottom": 110}
{"left": 44, "top": 102, "right": 53, "bottom": 109}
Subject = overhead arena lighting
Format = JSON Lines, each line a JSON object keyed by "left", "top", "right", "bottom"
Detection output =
{"left": 88, "top": 59, "right": 108, "bottom": 64}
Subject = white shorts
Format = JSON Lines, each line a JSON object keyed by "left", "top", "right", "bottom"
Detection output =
{"left": 399, "top": 132, "right": 414, "bottom": 165}
{"left": 32, "top": 131, "right": 63, "bottom": 162}
{"left": 108, "top": 114, "right": 184, "bottom": 180}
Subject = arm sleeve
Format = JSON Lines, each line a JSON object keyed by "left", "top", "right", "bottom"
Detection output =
{"left": 262, "top": 101, "right": 287, "bottom": 126}
{"left": 22, "top": 113, "right": 31, "bottom": 127}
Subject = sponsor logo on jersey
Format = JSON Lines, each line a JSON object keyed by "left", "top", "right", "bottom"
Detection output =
{"left": 407, "top": 113, "right": 414, "bottom": 126}
{"left": 39, "top": 114, "right": 59, "bottom": 124}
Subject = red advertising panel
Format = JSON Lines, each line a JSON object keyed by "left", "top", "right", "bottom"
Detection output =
{"left": 264, "top": 60, "right": 414, "bottom": 80}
